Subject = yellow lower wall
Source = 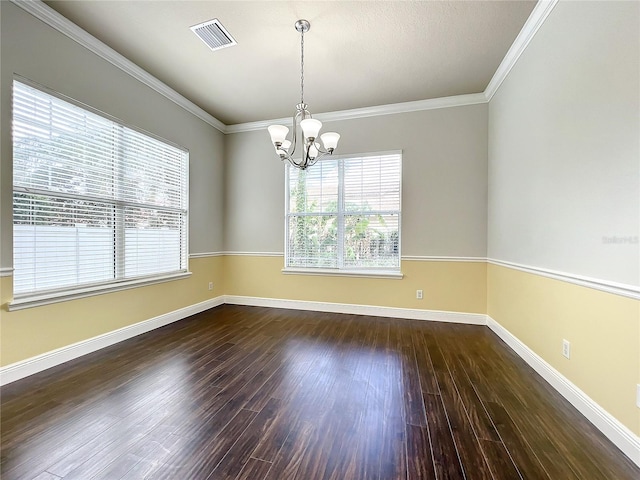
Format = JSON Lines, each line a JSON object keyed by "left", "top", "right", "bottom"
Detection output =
{"left": 0, "top": 256, "right": 225, "bottom": 366}
{"left": 487, "top": 262, "right": 640, "bottom": 436}
{"left": 0, "top": 256, "right": 484, "bottom": 368}
{"left": 2, "top": 255, "right": 637, "bottom": 439}
{"left": 224, "top": 256, "right": 487, "bottom": 314}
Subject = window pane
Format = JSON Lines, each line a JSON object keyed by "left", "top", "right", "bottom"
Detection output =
{"left": 119, "top": 128, "right": 187, "bottom": 210}
{"left": 287, "top": 215, "right": 338, "bottom": 268}
{"left": 13, "top": 193, "right": 115, "bottom": 294}
{"left": 13, "top": 83, "right": 117, "bottom": 199}
{"left": 343, "top": 214, "right": 399, "bottom": 268}
{"left": 344, "top": 154, "right": 401, "bottom": 212}
{"left": 289, "top": 160, "right": 338, "bottom": 213}
{"left": 123, "top": 207, "right": 185, "bottom": 278}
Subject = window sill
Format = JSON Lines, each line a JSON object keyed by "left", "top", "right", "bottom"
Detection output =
{"left": 281, "top": 268, "right": 403, "bottom": 279}
{"left": 7, "top": 271, "right": 192, "bottom": 311}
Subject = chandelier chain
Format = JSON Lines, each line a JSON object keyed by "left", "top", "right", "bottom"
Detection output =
{"left": 300, "top": 29, "right": 304, "bottom": 105}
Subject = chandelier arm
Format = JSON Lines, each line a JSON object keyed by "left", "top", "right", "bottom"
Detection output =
{"left": 305, "top": 141, "right": 314, "bottom": 167}
{"left": 290, "top": 155, "right": 305, "bottom": 169}
{"left": 308, "top": 155, "right": 321, "bottom": 168}
{"left": 287, "top": 106, "right": 310, "bottom": 161}
{"left": 313, "top": 152, "right": 329, "bottom": 163}
{"left": 288, "top": 115, "right": 299, "bottom": 158}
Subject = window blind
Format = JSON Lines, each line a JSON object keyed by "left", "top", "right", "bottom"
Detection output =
{"left": 12, "top": 79, "right": 188, "bottom": 297}
{"left": 286, "top": 152, "right": 401, "bottom": 270}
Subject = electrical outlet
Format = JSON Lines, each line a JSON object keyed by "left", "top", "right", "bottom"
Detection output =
{"left": 416, "top": 289, "right": 423, "bottom": 300}
{"left": 562, "top": 339, "right": 570, "bottom": 359}
{"left": 208, "top": 281, "right": 213, "bottom": 291}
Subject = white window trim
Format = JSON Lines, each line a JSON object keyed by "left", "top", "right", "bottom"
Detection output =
{"left": 8, "top": 271, "right": 192, "bottom": 311}
{"left": 11, "top": 76, "right": 190, "bottom": 305}
{"left": 283, "top": 150, "right": 403, "bottom": 276}
{"left": 282, "top": 267, "right": 403, "bottom": 279}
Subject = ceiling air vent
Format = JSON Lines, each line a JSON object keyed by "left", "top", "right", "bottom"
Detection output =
{"left": 190, "top": 18, "right": 237, "bottom": 51}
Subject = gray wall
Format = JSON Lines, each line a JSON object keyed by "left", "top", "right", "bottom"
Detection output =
{"left": 0, "top": 2, "right": 225, "bottom": 269}
{"left": 488, "top": 0, "right": 639, "bottom": 287}
{"left": 225, "top": 105, "right": 489, "bottom": 257}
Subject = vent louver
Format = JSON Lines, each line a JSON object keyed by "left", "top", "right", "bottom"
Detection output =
{"left": 190, "top": 18, "right": 237, "bottom": 51}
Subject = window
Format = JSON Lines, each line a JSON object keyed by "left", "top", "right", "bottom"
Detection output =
{"left": 285, "top": 152, "right": 401, "bottom": 273}
{"left": 12, "top": 79, "right": 189, "bottom": 301}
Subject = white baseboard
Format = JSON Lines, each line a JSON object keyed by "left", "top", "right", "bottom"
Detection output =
{"left": 0, "top": 296, "right": 224, "bottom": 386}
{"left": 487, "top": 316, "right": 640, "bottom": 467}
{"left": 1, "top": 295, "right": 482, "bottom": 386}
{"left": 223, "top": 295, "right": 487, "bottom": 325}
{"left": 1, "top": 293, "right": 637, "bottom": 468}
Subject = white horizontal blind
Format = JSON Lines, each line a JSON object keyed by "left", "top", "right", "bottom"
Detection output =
{"left": 286, "top": 152, "right": 401, "bottom": 270}
{"left": 12, "top": 80, "right": 188, "bottom": 297}
{"left": 288, "top": 160, "right": 340, "bottom": 268}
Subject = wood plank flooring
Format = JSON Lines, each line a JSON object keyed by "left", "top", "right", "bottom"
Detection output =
{"left": 1, "top": 305, "right": 638, "bottom": 479}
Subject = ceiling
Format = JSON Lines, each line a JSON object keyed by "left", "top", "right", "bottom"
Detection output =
{"left": 44, "top": 1, "right": 537, "bottom": 126}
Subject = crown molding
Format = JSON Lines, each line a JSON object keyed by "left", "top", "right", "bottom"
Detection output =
{"left": 12, "top": 0, "right": 558, "bottom": 134}
{"left": 10, "top": 0, "right": 227, "bottom": 133}
{"left": 485, "top": 0, "right": 559, "bottom": 100}
{"left": 226, "top": 93, "right": 489, "bottom": 134}
{"left": 219, "top": 0, "right": 562, "bottom": 135}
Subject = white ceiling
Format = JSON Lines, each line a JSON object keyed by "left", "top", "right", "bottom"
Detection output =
{"left": 44, "top": 1, "right": 537, "bottom": 125}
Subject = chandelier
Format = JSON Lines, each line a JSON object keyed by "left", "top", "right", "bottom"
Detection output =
{"left": 267, "top": 19, "right": 340, "bottom": 170}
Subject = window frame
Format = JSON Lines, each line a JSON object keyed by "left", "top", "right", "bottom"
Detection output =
{"left": 10, "top": 76, "right": 190, "bottom": 310}
{"left": 283, "top": 150, "right": 403, "bottom": 278}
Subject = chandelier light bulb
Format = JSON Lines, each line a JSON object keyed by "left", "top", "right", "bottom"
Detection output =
{"left": 320, "top": 132, "right": 340, "bottom": 151}
{"left": 300, "top": 118, "right": 322, "bottom": 140}
{"left": 268, "top": 125, "right": 289, "bottom": 145}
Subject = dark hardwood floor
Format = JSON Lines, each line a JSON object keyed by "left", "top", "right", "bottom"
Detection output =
{"left": 1, "top": 305, "right": 638, "bottom": 479}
